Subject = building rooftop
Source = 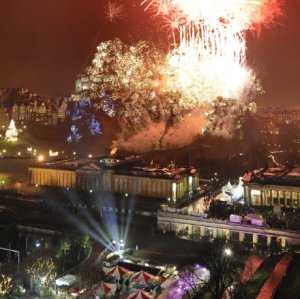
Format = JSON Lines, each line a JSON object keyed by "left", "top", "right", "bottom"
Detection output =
{"left": 243, "top": 167, "right": 300, "bottom": 187}
{"left": 29, "top": 156, "right": 198, "bottom": 180}
{"left": 115, "top": 165, "right": 197, "bottom": 180}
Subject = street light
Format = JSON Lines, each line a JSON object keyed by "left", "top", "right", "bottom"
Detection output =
{"left": 37, "top": 155, "right": 44, "bottom": 162}
{"left": 224, "top": 248, "right": 232, "bottom": 256}
{"left": 35, "top": 240, "right": 41, "bottom": 248}
{"left": 119, "top": 239, "right": 125, "bottom": 250}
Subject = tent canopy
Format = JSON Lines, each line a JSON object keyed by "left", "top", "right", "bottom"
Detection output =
{"left": 131, "top": 270, "right": 154, "bottom": 284}
{"left": 222, "top": 181, "right": 233, "bottom": 193}
{"left": 106, "top": 265, "right": 129, "bottom": 280}
{"left": 127, "top": 290, "right": 152, "bottom": 299}
{"left": 92, "top": 282, "right": 116, "bottom": 297}
{"left": 55, "top": 274, "right": 77, "bottom": 287}
{"left": 101, "top": 282, "right": 116, "bottom": 296}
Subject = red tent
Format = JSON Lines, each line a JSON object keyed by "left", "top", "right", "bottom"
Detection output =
{"left": 102, "top": 282, "right": 115, "bottom": 296}
{"left": 127, "top": 290, "right": 152, "bottom": 299}
{"left": 131, "top": 270, "right": 154, "bottom": 284}
{"left": 106, "top": 265, "right": 129, "bottom": 280}
{"left": 92, "top": 282, "right": 116, "bottom": 297}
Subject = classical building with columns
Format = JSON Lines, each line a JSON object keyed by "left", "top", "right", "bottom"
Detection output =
{"left": 28, "top": 156, "right": 200, "bottom": 202}
{"left": 243, "top": 168, "right": 300, "bottom": 208}
{"left": 157, "top": 210, "right": 300, "bottom": 248}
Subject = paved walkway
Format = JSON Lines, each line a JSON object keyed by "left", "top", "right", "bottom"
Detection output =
{"left": 240, "top": 255, "right": 264, "bottom": 283}
{"left": 256, "top": 253, "right": 293, "bottom": 299}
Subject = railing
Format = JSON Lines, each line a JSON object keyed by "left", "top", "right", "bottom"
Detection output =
{"left": 158, "top": 211, "right": 300, "bottom": 241}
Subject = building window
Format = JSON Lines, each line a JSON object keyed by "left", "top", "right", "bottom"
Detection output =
{"left": 250, "top": 189, "right": 261, "bottom": 205}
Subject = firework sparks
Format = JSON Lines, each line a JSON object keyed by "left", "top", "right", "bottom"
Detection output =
{"left": 81, "top": 0, "right": 282, "bottom": 151}
{"left": 86, "top": 39, "right": 176, "bottom": 127}
{"left": 104, "top": 0, "right": 125, "bottom": 22}
{"left": 142, "top": 0, "right": 282, "bottom": 29}
{"left": 141, "top": 0, "right": 282, "bottom": 105}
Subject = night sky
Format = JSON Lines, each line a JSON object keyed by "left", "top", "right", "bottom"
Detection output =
{"left": 0, "top": 0, "right": 299, "bottom": 106}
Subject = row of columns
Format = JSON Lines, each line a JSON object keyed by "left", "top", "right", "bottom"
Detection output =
{"left": 185, "top": 225, "right": 287, "bottom": 248}
{"left": 245, "top": 186, "right": 300, "bottom": 208}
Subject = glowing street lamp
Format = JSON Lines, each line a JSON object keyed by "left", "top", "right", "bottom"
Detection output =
{"left": 37, "top": 155, "right": 44, "bottom": 162}
{"left": 119, "top": 239, "right": 125, "bottom": 250}
{"left": 224, "top": 248, "right": 232, "bottom": 256}
{"left": 35, "top": 240, "right": 41, "bottom": 248}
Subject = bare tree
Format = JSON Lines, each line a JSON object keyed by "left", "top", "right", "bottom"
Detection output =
{"left": 178, "top": 240, "right": 244, "bottom": 299}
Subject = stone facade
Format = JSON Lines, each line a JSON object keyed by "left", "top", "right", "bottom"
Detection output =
{"left": 0, "top": 105, "right": 9, "bottom": 128}
{"left": 157, "top": 211, "right": 300, "bottom": 248}
{"left": 11, "top": 100, "right": 67, "bottom": 126}
{"left": 28, "top": 157, "right": 200, "bottom": 201}
{"left": 243, "top": 168, "right": 300, "bottom": 208}
{"left": 28, "top": 167, "right": 76, "bottom": 189}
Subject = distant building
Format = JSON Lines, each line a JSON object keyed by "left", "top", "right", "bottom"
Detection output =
{"left": 75, "top": 74, "right": 113, "bottom": 94}
{"left": 28, "top": 156, "right": 200, "bottom": 202}
{"left": 256, "top": 106, "right": 300, "bottom": 131}
{"left": 11, "top": 99, "right": 68, "bottom": 126}
{"left": 75, "top": 76, "right": 90, "bottom": 93}
{"left": 0, "top": 88, "right": 69, "bottom": 127}
{"left": 243, "top": 168, "right": 300, "bottom": 208}
{"left": 0, "top": 104, "right": 9, "bottom": 129}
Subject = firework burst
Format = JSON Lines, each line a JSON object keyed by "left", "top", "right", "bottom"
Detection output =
{"left": 104, "top": 0, "right": 126, "bottom": 22}
{"left": 80, "top": 1, "right": 282, "bottom": 151}
{"left": 141, "top": 0, "right": 282, "bottom": 105}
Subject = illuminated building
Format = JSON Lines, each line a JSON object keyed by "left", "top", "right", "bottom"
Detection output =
{"left": 28, "top": 156, "right": 199, "bottom": 201}
{"left": 243, "top": 168, "right": 300, "bottom": 208}
{"left": 157, "top": 209, "right": 300, "bottom": 248}
{"left": 75, "top": 74, "right": 112, "bottom": 94}
{"left": 75, "top": 75, "right": 90, "bottom": 93}
{"left": 256, "top": 107, "right": 300, "bottom": 135}
{"left": 0, "top": 105, "right": 9, "bottom": 129}
{"left": 0, "top": 88, "right": 68, "bottom": 127}
{"left": 11, "top": 100, "right": 67, "bottom": 126}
